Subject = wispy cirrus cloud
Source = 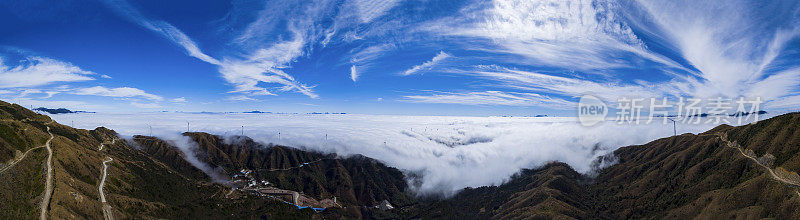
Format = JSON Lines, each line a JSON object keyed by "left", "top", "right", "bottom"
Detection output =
{"left": 481, "top": 66, "right": 664, "bottom": 100}
{"left": 350, "top": 44, "right": 395, "bottom": 64}
{"left": 350, "top": 65, "right": 359, "bottom": 82}
{"left": 0, "top": 56, "right": 95, "bottom": 88}
{"left": 100, "top": 0, "right": 220, "bottom": 65}
{"left": 101, "top": 0, "right": 320, "bottom": 99}
{"left": 14, "top": 98, "right": 99, "bottom": 110}
{"left": 130, "top": 101, "right": 162, "bottom": 109}
{"left": 405, "top": 0, "right": 800, "bottom": 111}
{"left": 402, "top": 90, "right": 574, "bottom": 110}
{"left": 226, "top": 95, "right": 258, "bottom": 102}
{"left": 71, "top": 86, "right": 163, "bottom": 101}
{"left": 401, "top": 51, "right": 453, "bottom": 76}
{"left": 347, "top": 44, "right": 396, "bottom": 80}
{"left": 424, "top": 0, "right": 683, "bottom": 72}
{"left": 17, "top": 89, "right": 61, "bottom": 99}
{"left": 90, "top": 0, "right": 800, "bottom": 112}
{"left": 0, "top": 52, "right": 168, "bottom": 110}
{"left": 220, "top": 31, "right": 318, "bottom": 98}
{"left": 104, "top": 0, "right": 408, "bottom": 100}
{"left": 217, "top": 0, "right": 402, "bottom": 98}
{"left": 353, "top": 0, "right": 402, "bottom": 23}
{"left": 633, "top": 0, "right": 800, "bottom": 102}
{"left": 171, "top": 97, "right": 187, "bottom": 103}
{"left": 100, "top": 0, "right": 427, "bottom": 101}
{"left": 765, "top": 94, "right": 800, "bottom": 109}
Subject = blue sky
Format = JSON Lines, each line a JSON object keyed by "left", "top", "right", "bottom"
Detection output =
{"left": 1, "top": 0, "right": 799, "bottom": 116}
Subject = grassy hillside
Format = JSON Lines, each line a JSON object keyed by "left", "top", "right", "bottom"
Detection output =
{"left": 405, "top": 162, "right": 590, "bottom": 219}
{"left": 0, "top": 101, "right": 358, "bottom": 219}
{"left": 404, "top": 112, "right": 800, "bottom": 219}
{"left": 0, "top": 102, "right": 55, "bottom": 219}
{"left": 183, "top": 132, "right": 415, "bottom": 215}
{"left": 725, "top": 113, "right": 800, "bottom": 170}
{"left": 4, "top": 98, "right": 800, "bottom": 219}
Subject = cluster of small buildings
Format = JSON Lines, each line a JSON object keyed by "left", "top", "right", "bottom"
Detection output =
{"left": 231, "top": 169, "right": 269, "bottom": 190}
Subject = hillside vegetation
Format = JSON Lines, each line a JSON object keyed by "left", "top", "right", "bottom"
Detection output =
{"left": 3, "top": 99, "right": 800, "bottom": 219}
{"left": 403, "top": 113, "right": 800, "bottom": 219}
{"left": 0, "top": 101, "right": 411, "bottom": 219}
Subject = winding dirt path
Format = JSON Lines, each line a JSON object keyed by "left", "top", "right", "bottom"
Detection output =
{"left": 99, "top": 157, "right": 114, "bottom": 220}
{"left": 98, "top": 139, "right": 116, "bottom": 151}
{"left": 717, "top": 133, "right": 800, "bottom": 188}
{"left": 0, "top": 121, "right": 60, "bottom": 174}
{"left": 39, "top": 122, "right": 54, "bottom": 220}
{"left": 0, "top": 145, "right": 44, "bottom": 174}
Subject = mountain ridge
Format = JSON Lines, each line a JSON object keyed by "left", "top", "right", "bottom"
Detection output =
{"left": 0, "top": 101, "right": 409, "bottom": 219}
{"left": 3, "top": 99, "right": 800, "bottom": 219}
{"left": 400, "top": 113, "right": 800, "bottom": 219}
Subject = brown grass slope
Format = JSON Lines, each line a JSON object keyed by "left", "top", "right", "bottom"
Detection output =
{"left": 184, "top": 132, "right": 414, "bottom": 208}
{"left": 5, "top": 97, "right": 799, "bottom": 219}
{"left": 0, "top": 101, "right": 324, "bottom": 219}
{"left": 0, "top": 100, "right": 416, "bottom": 219}
{"left": 406, "top": 162, "right": 590, "bottom": 220}
{"left": 725, "top": 113, "right": 800, "bottom": 171}
{"left": 593, "top": 129, "right": 800, "bottom": 219}
{"left": 0, "top": 102, "right": 56, "bottom": 219}
{"left": 406, "top": 112, "right": 800, "bottom": 219}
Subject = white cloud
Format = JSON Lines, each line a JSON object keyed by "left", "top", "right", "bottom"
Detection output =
{"left": 100, "top": 0, "right": 220, "bottom": 65}
{"left": 161, "top": 133, "right": 228, "bottom": 183}
{"left": 171, "top": 97, "right": 187, "bottom": 103}
{"left": 12, "top": 87, "right": 70, "bottom": 99}
{"left": 765, "top": 94, "right": 800, "bottom": 110}
{"left": 350, "top": 44, "right": 395, "bottom": 64}
{"left": 378, "top": 0, "right": 799, "bottom": 112}
{"left": 426, "top": 0, "right": 683, "bottom": 72}
{"left": 218, "top": 32, "right": 319, "bottom": 99}
{"left": 634, "top": 0, "right": 800, "bottom": 100}
{"left": 226, "top": 95, "right": 258, "bottom": 102}
{"left": 401, "top": 51, "right": 452, "bottom": 76}
{"left": 350, "top": 65, "right": 359, "bottom": 82}
{"left": 49, "top": 112, "right": 773, "bottom": 196}
{"left": 103, "top": 0, "right": 320, "bottom": 99}
{"left": 346, "top": 44, "right": 395, "bottom": 82}
{"left": 463, "top": 65, "right": 664, "bottom": 102}
{"left": 13, "top": 98, "right": 89, "bottom": 109}
{"left": 7, "top": 97, "right": 110, "bottom": 111}
{"left": 403, "top": 90, "right": 574, "bottom": 109}
{"left": 744, "top": 68, "right": 800, "bottom": 102}
{"left": 72, "top": 86, "right": 163, "bottom": 101}
{"left": 19, "top": 89, "right": 44, "bottom": 98}
{"left": 130, "top": 102, "right": 162, "bottom": 109}
{"left": 0, "top": 54, "right": 165, "bottom": 111}
{"left": 353, "top": 0, "right": 401, "bottom": 23}
{"left": 218, "top": 59, "right": 318, "bottom": 99}
{"left": 93, "top": 0, "right": 800, "bottom": 112}
{"left": 0, "top": 56, "right": 95, "bottom": 88}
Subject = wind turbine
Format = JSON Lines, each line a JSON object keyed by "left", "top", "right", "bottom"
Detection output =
{"left": 667, "top": 118, "right": 677, "bottom": 136}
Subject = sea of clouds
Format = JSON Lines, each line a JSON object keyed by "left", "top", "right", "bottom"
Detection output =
{"left": 50, "top": 112, "right": 772, "bottom": 196}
